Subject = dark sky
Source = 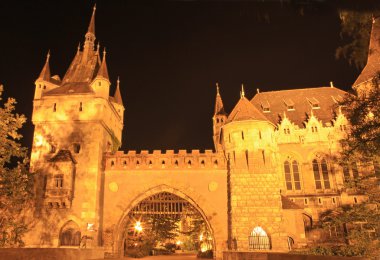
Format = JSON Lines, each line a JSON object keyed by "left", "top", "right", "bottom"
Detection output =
{"left": 0, "top": 0, "right": 370, "bottom": 152}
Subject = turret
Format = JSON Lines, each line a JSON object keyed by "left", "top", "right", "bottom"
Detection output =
{"left": 91, "top": 48, "right": 110, "bottom": 99}
{"left": 212, "top": 83, "right": 227, "bottom": 151}
{"left": 34, "top": 51, "right": 60, "bottom": 99}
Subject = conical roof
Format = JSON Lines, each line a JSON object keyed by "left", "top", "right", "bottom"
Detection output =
{"left": 214, "top": 84, "right": 226, "bottom": 115}
{"left": 96, "top": 49, "right": 109, "bottom": 80}
{"left": 38, "top": 51, "right": 51, "bottom": 81}
{"left": 354, "top": 16, "right": 380, "bottom": 87}
{"left": 87, "top": 4, "right": 96, "bottom": 36}
{"left": 228, "top": 96, "right": 268, "bottom": 122}
{"left": 114, "top": 77, "right": 123, "bottom": 105}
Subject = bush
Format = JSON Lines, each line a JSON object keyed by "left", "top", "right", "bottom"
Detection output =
{"left": 197, "top": 250, "right": 213, "bottom": 258}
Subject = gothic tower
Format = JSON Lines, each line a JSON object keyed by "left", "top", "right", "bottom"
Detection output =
{"left": 212, "top": 83, "right": 227, "bottom": 152}
{"left": 28, "top": 6, "right": 124, "bottom": 247}
{"left": 221, "top": 85, "right": 288, "bottom": 251}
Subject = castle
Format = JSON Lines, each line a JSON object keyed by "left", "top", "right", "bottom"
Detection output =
{"left": 26, "top": 6, "right": 380, "bottom": 259}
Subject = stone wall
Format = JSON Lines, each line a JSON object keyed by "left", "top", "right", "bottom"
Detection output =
{"left": 223, "top": 251, "right": 369, "bottom": 260}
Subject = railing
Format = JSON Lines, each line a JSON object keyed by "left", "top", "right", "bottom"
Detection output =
{"left": 45, "top": 188, "right": 71, "bottom": 197}
{"left": 248, "top": 235, "right": 271, "bottom": 250}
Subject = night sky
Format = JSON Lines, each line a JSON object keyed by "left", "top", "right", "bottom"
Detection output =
{"left": 0, "top": 1, "right": 370, "bottom": 152}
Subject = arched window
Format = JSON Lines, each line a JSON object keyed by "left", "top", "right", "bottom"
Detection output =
{"left": 283, "top": 160, "right": 301, "bottom": 191}
{"left": 312, "top": 158, "right": 331, "bottom": 190}
{"left": 60, "top": 221, "right": 81, "bottom": 246}
{"left": 248, "top": 226, "right": 270, "bottom": 250}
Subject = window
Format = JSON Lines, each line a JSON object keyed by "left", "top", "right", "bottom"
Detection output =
{"left": 283, "top": 128, "right": 290, "bottom": 134}
{"left": 311, "top": 126, "right": 318, "bottom": 133}
{"left": 284, "top": 98, "right": 295, "bottom": 111}
{"left": 79, "top": 102, "right": 83, "bottom": 112}
{"left": 312, "top": 159, "right": 331, "bottom": 190}
{"left": 248, "top": 226, "right": 271, "bottom": 250}
{"left": 339, "top": 125, "right": 346, "bottom": 131}
{"left": 284, "top": 160, "right": 301, "bottom": 191}
{"left": 342, "top": 162, "right": 360, "bottom": 180}
{"left": 308, "top": 97, "right": 320, "bottom": 109}
{"left": 54, "top": 175, "right": 63, "bottom": 188}
{"left": 261, "top": 100, "right": 270, "bottom": 113}
{"left": 53, "top": 103, "right": 57, "bottom": 112}
{"left": 73, "top": 143, "right": 81, "bottom": 153}
{"left": 241, "top": 131, "right": 244, "bottom": 140}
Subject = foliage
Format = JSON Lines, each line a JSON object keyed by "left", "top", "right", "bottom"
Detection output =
{"left": 309, "top": 79, "right": 380, "bottom": 257}
{"left": 0, "top": 85, "right": 33, "bottom": 247}
{"left": 335, "top": 10, "right": 372, "bottom": 69}
{"left": 148, "top": 214, "right": 180, "bottom": 243}
{"left": 339, "top": 77, "right": 380, "bottom": 161}
{"left": 197, "top": 249, "right": 213, "bottom": 259}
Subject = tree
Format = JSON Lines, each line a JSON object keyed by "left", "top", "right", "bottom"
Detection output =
{"left": 0, "top": 85, "right": 33, "bottom": 247}
{"left": 308, "top": 78, "right": 380, "bottom": 257}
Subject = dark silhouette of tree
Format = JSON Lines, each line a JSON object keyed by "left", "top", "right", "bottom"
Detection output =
{"left": 0, "top": 85, "right": 33, "bottom": 247}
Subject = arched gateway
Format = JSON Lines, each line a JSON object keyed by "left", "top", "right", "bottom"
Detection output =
{"left": 114, "top": 188, "right": 216, "bottom": 257}
{"left": 103, "top": 153, "right": 228, "bottom": 259}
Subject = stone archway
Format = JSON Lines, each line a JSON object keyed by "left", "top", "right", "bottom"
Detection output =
{"left": 114, "top": 185, "right": 218, "bottom": 258}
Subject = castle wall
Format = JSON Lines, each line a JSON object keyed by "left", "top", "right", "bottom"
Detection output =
{"left": 102, "top": 150, "right": 228, "bottom": 259}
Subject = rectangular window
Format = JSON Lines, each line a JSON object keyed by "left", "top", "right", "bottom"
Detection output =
{"left": 54, "top": 175, "right": 63, "bottom": 188}
{"left": 313, "top": 160, "right": 322, "bottom": 189}
{"left": 321, "top": 160, "right": 331, "bottom": 189}
{"left": 284, "top": 162, "right": 293, "bottom": 190}
{"left": 351, "top": 163, "right": 359, "bottom": 178}
{"left": 292, "top": 161, "right": 301, "bottom": 190}
{"left": 342, "top": 164, "right": 350, "bottom": 180}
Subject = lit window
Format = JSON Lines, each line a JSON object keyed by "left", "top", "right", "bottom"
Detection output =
{"left": 261, "top": 100, "right": 270, "bottom": 113}
{"left": 284, "top": 98, "right": 295, "bottom": 111}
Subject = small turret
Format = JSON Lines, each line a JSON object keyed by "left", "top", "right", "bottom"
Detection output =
{"left": 35, "top": 51, "right": 57, "bottom": 99}
{"left": 91, "top": 48, "right": 110, "bottom": 99}
{"left": 213, "top": 83, "right": 227, "bottom": 152}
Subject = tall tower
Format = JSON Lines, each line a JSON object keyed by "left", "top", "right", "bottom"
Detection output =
{"left": 221, "top": 85, "right": 288, "bottom": 251}
{"left": 28, "top": 6, "right": 124, "bottom": 247}
{"left": 212, "top": 83, "right": 227, "bottom": 152}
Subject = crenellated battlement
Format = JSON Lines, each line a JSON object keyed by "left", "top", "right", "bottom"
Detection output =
{"left": 105, "top": 149, "right": 226, "bottom": 171}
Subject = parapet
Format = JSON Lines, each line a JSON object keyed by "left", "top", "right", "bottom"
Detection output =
{"left": 105, "top": 149, "right": 225, "bottom": 171}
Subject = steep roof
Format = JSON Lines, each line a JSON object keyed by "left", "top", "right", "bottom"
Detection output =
{"left": 87, "top": 5, "right": 96, "bottom": 36}
{"left": 214, "top": 84, "right": 226, "bottom": 115}
{"left": 251, "top": 87, "right": 347, "bottom": 127}
{"left": 48, "top": 150, "right": 76, "bottom": 164}
{"left": 228, "top": 96, "right": 269, "bottom": 122}
{"left": 38, "top": 51, "right": 51, "bottom": 81}
{"left": 113, "top": 77, "right": 123, "bottom": 105}
{"left": 354, "top": 16, "right": 380, "bottom": 87}
{"left": 96, "top": 49, "right": 109, "bottom": 80}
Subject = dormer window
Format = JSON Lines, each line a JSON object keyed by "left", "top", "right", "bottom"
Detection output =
{"left": 73, "top": 143, "right": 81, "bottom": 153}
{"left": 308, "top": 98, "right": 320, "bottom": 109}
{"left": 261, "top": 100, "right": 270, "bottom": 113}
{"left": 284, "top": 128, "right": 290, "bottom": 134}
{"left": 98, "top": 82, "right": 101, "bottom": 86}
{"left": 284, "top": 99, "right": 295, "bottom": 111}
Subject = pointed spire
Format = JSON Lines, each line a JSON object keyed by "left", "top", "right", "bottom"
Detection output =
{"left": 87, "top": 4, "right": 96, "bottom": 36}
{"left": 96, "top": 48, "right": 109, "bottom": 80}
{"left": 353, "top": 15, "right": 380, "bottom": 87}
{"left": 214, "top": 83, "right": 226, "bottom": 115}
{"left": 77, "top": 42, "right": 81, "bottom": 54}
{"left": 114, "top": 76, "right": 123, "bottom": 106}
{"left": 38, "top": 50, "right": 51, "bottom": 81}
{"left": 240, "top": 84, "right": 245, "bottom": 98}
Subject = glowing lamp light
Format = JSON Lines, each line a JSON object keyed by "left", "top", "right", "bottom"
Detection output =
{"left": 176, "top": 240, "right": 181, "bottom": 245}
{"left": 134, "top": 221, "right": 143, "bottom": 232}
{"left": 200, "top": 244, "right": 208, "bottom": 252}
{"left": 87, "top": 223, "right": 95, "bottom": 231}
{"left": 199, "top": 234, "right": 203, "bottom": 241}
{"left": 35, "top": 135, "right": 44, "bottom": 147}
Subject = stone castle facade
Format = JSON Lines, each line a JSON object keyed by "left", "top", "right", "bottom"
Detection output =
{"left": 26, "top": 7, "right": 380, "bottom": 259}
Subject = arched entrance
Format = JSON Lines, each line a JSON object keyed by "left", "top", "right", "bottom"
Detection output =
{"left": 59, "top": 220, "right": 81, "bottom": 246}
{"left": 114, "top": 187, "right": 216, "bottom": 258}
